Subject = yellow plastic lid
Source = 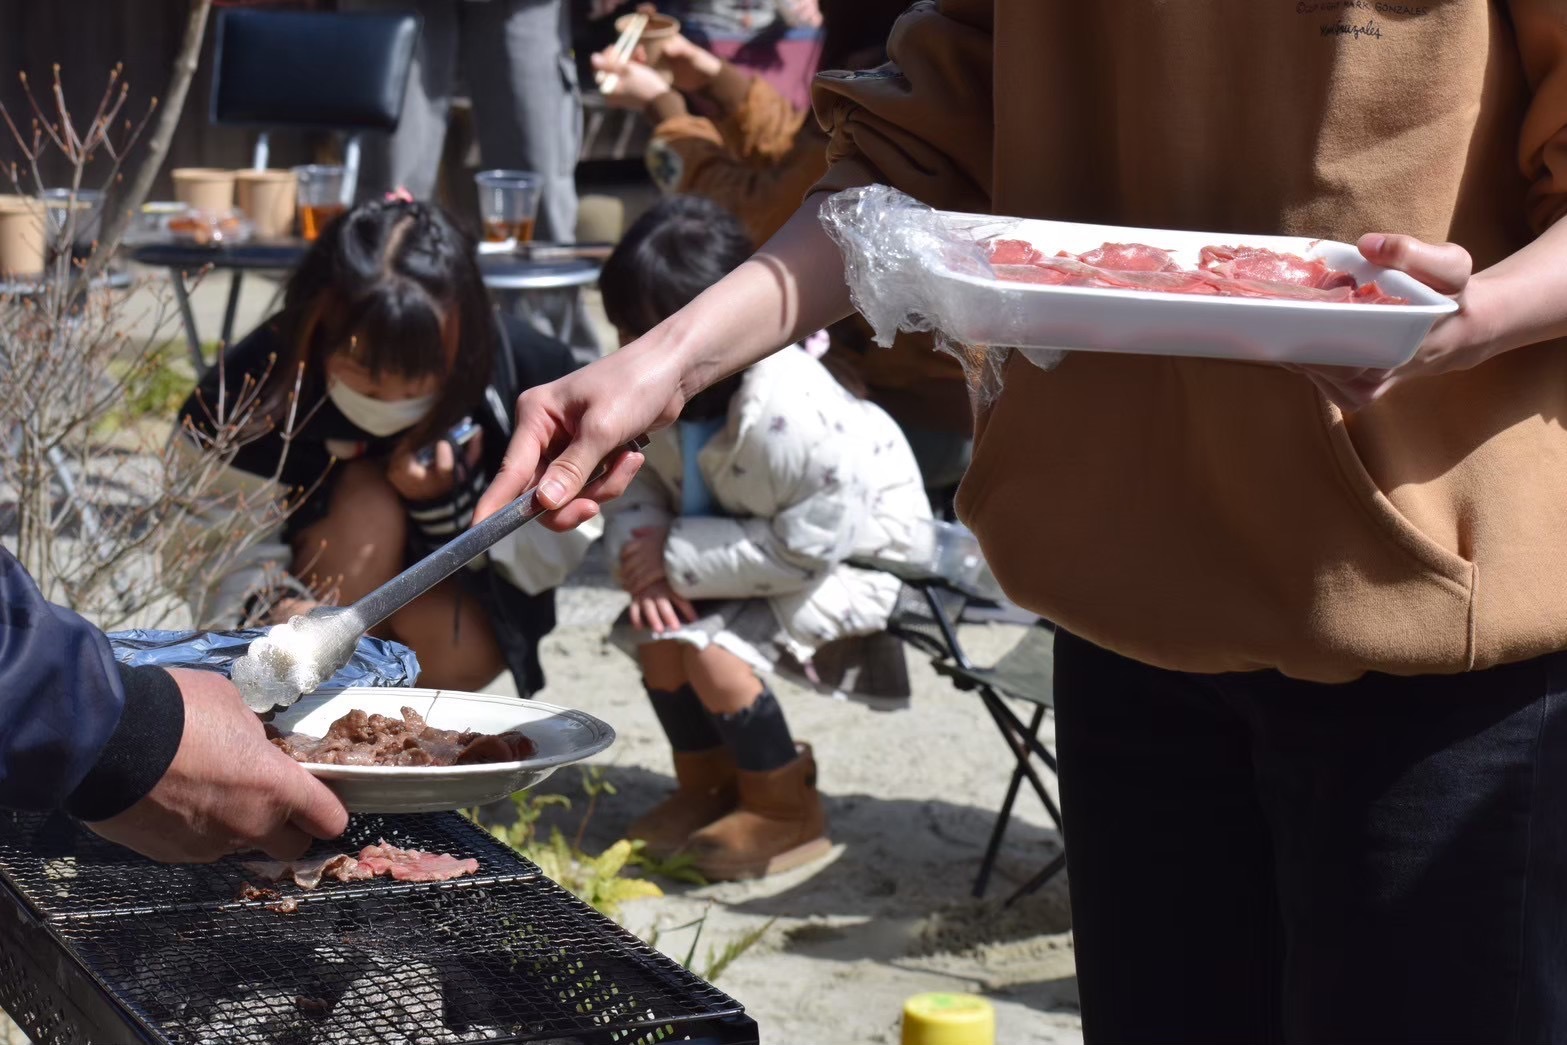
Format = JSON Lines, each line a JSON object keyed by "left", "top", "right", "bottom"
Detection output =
{"left": 901, "top": 992, "right": 996, "bottom": 1045}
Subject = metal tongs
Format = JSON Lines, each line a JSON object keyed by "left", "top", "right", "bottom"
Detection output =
{"left": 237, "top": 437, "right": 649, "bottom": 714}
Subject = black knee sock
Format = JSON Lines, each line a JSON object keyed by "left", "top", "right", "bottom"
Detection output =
{"left": 709, "top": 689, "right": 797, "bottom": 772}
{"left": 647, "top": 684, "right": 724, "bottom": 752}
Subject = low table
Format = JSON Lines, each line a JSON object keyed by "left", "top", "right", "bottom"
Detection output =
{"left": 128, "top": 240, "right": 604, "bottom": 377}
{"left": 0, "top": 809, "right": 757, "bottom": 1044}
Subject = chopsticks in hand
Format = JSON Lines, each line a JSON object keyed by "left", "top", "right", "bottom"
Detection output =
{"left": 596, "top": 11, "right": 649, "bottom": 95}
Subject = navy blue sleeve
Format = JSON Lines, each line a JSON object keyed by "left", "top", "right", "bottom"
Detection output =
{"left": 0, "top": 547, "right": 184, "bottom": 818}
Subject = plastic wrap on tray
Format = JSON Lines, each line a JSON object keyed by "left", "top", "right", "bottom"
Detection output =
{"left": 821, "top": 185, "right": 1457, "bottom": 393}
{"left": 108, "top": 629, "right": 421, "bottom": 690}
{"left": 821, "top": 185, "right": 1058, "bottom": 401}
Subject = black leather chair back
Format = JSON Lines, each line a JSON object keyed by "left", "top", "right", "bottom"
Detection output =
{"left": 210, "top": 8, "right": 420, "bottom": 132}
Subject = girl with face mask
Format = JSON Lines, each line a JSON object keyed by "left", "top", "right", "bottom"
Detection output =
{"left": 170, "top": 199, "right": 596, "bottom": 695}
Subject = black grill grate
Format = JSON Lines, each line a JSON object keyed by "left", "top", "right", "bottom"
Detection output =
{"left": 0, "top": 810, "right": 539, "bottom": 919}
{"left": 52, "top": 877, "right": 746, "bottom": 1044}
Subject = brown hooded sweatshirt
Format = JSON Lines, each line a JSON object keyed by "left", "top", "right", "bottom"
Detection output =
{"left": 813, "top": 0, "right": 1567, "bottom": 682}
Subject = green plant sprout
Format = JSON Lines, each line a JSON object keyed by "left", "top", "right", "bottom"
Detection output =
{"left": 465, "top": 767, "right": 772, "bottom": 983}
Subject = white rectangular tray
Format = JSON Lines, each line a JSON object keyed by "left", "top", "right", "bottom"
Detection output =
{"left": 928, "top": 213, "right": 1458, "bottom": 369}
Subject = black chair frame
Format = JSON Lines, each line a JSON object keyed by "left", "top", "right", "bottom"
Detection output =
{"left": 865, "top": 563, "right": 1067, "bottom": 907}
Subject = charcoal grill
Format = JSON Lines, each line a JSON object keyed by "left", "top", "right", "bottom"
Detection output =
{"left": 0, "top": 811, "right": 757, "bottom": 1044}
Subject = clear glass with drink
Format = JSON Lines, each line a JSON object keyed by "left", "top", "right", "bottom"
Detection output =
{"left": 39, "top": 188, "right": 105, "bottom": 256}
{"left": 293, "top": 164, "right": 347, "bottom": 242}
{"left": 474, "top": 170, "right": 542, "bottom": 246}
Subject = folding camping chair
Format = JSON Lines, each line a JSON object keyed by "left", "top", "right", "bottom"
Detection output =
{"left": 855, "top": 557, "right": 1066, "bottom": 906}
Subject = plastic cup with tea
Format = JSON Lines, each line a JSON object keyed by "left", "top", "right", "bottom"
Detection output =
{"left": 293, "top": 164, "right": 347, "bottom": 242}
{"left": 38, "top": 188, "right": 105, "bottom": 255}
{"left": 235, "top": 169, "right": 298, "bottom": 240}
{"left": 171, "top": 168, "right": 236, "bottom": 213}
{"left": 474, "top": 170, "right": 543, "bottom": 246}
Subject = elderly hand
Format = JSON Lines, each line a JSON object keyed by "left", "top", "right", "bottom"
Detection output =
{"left": 1297, "top": 234, "right": 1495, "bottom": 411}
{"left": 592, "top": 49, "right": 673, "bottom": 110}
{"left": 86, "top": 669, "right": 348, "bottom": 863}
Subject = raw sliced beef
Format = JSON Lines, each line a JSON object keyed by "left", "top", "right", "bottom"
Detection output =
{"left": 1352, "top": 281, "right": 1410, "bottom": 305}
{"left": 987, "top": 239, "right": 1409, "bottom": 305}
{"left": 990, "top": 263, "right": 1082, "bottom": 286}
{"left": 1077, "top": 242, "right": 1181, "bottom": 272}
{"left": 1033, "top": 255, "right": 1221, "bottom": 295}
{"left": 986, "top": 238, "right": 1045, "bottom": 265}
{"left": 357, "top": 841, "right": 480, "bottom": 883}
{"left": 239, "top": 841, "right": 478, "bottom": 891}
{"left": 1198, "top": 274, "right": 1357, "bottom": 302}
{"left": 1199, "top": 245, "right": 1357, "bottom": 291}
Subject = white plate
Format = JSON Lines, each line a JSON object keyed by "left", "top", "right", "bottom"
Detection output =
{"left": 271, "top": 687, "right": 616, "bottom": 814}
{"left": 926, "top": 213, "right": 1459, "bottom": 369}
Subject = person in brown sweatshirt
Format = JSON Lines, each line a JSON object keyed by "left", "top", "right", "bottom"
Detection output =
{"left": 591, "top": 0, "right": 975, "bottom": 501}
{"left": 485, "top": 2, "right": 1567, "bottom": 1040}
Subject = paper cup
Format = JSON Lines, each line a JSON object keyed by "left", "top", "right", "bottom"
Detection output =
{"left": 234, "top": 169, "right": 298, "bottom": 240}
{"left": 0, "top": 195, "right": 48, "bottom": 278}
{"left": 616, "top": 12, "right": 682, "bottom": 81}
{"left": 171, "top": 168, "right": 236, "bottom": 213}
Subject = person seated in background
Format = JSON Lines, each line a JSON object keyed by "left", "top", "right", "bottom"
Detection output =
{"left": 588, "top": 0, "right": 823, "bottom": 112}
{"left": 597, "top": 196, "right": 932, "bottom": 881}
{"left": 591, "top": 0, "right": 973, "bottom": 514}
{"left": 171, "top": 198, "right": 596, "bottom": 696}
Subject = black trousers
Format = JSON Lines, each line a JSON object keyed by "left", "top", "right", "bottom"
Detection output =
{"left": 1053, "top": 630, "right": 1567, "bottom": 1044}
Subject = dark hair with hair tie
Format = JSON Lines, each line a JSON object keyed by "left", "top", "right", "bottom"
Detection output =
{"left": 600, "top": 195, "right": 755, "bottom": 341}
{"left": 256, "top": 198, "right": 494, "bottom": 448}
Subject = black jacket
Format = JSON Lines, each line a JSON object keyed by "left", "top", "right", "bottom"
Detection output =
{"left": 0, "top": 547, "right": 183, "bottom": 817}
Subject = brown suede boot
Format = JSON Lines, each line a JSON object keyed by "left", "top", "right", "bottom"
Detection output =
{"left": 627, "top": 748, "right": 739, "bottom": 861}
{"left": 684, "top": 744, "right": 831, "bottom": 882}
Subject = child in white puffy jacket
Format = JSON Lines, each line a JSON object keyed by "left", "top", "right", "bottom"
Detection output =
{"left": 599, "top": 196, "right": 931, "bottom": 881}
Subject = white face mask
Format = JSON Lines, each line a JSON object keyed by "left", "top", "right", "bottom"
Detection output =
{"left": 327, "top": 378, "right": 436, "bottom": 438}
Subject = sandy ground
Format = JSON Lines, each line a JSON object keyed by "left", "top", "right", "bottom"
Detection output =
{"left": 491, "top": 548, "right": 1083, "bottom": 1045}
